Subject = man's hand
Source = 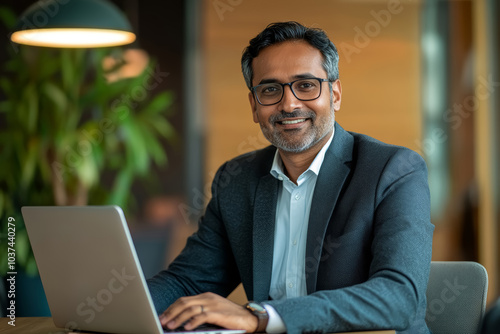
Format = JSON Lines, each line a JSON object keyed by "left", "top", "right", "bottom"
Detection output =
{"left": 159, "top": 292, "right": 258, "bottom": 333}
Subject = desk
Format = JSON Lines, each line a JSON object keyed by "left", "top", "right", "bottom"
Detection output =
{"left": 0, "top": 318, "right": 396, "bottom": 334}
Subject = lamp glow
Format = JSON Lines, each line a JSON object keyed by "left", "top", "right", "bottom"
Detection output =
{"left": 11, "top": 28, "right": 136, "bottom": 48}
{"left": 11, "top": 0, "right": 136, "bottom": 48}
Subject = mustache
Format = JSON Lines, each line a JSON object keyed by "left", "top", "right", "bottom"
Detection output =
{"left": 269, "top": 110, "right": 316, "bottom": 123}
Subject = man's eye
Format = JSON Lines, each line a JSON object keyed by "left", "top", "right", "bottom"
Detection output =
{"left": 261, "top": 86, "right": 280, "bottom": 94}
{"left": 297, "top": 81, "right": 316, "bottom": 90}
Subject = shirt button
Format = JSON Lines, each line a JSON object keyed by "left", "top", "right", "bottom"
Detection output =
{"left": 278, "top": 176, "right": 284, "bottom": 181}
{"left": 288, "top": 282, "right": 294, "bottom": 288}
{"left": 294, "top": 193, "right": 300, "bottom": 200}
{"left": 293, "top": 240, "right": 297, "bottom": 246}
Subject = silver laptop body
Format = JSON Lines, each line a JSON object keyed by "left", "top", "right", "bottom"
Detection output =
{"left": 22, "top": 205, "right": 166, "bottom": 334}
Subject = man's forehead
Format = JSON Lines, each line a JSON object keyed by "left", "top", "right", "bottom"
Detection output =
{"left": 251, "top": 40, "right": 325, "bottom": 83}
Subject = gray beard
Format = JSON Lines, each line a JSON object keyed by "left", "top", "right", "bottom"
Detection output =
{"left": 261, "top": 109, "right": 335, "bottom": 153}
{"left": 262, "top": 125, "right": 323, "bottom": 153}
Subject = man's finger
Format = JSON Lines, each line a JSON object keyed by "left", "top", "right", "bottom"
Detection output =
{"left": 160, "top": 293, "right": 218, "bottom": 325}
{"left": 161, "top": 304, "right": 204, "bottom": 329}
{"left": 183, "top": 312, "right": 210, "bottom": 330}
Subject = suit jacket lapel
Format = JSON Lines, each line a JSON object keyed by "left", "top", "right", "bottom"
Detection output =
{"left": 252, "top": 173, "right": 279, "bottom": 302}
{"left": 306, "top": 123, "right": 354, "bottom": 294}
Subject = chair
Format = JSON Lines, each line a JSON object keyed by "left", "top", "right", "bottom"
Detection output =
{"left": 426, "top": 261, "right": 488, "bottom": 334}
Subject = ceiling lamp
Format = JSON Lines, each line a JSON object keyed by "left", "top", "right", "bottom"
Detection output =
{"left": 11, "top": 0, "right": 136, "bottom": 48}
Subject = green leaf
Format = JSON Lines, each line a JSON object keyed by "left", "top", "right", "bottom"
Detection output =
{"left": 108, "top": 168, "right": 133, "bottom": 207}
{"left": 143, "top": 91, "right": 171, "bottom": 115}
{"left": 75, "top": 146, "right": 99, "bottom": 188}
{"left": 25, "top": 257, "right": 39, "bottom": 276}
{"left": 150, "top": 117, "right": 176, "bottom": 138}
{"left": 16, "top": 229, "right": 30, "bottom": 267}
{"left": 138, "top": 124, "right": 167, "bottom": 165}
{"left": 42, "top": 82, "right": 68, "bottom": 117}
{"left": 20, "top": 138, "right": 39, "bottom": 189}
{"left": 91, "top": 140, "right": 105, "bottom": 169}
{"left": 61, "top": 49, "right": 75, "bottom": 93}
{"left": 24, "top": 84, "right": 39, "bottom": 134}
{"left": 122, "top": 120, "right": 149, "bottom": 174}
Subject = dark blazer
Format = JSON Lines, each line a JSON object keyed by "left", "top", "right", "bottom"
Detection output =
{"left": 147, "top": 123, "right": 434, "bottom": 334}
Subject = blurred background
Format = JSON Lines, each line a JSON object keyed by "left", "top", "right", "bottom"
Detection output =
{"left": 0, "top": 0, "right": 498, "bottom": 317}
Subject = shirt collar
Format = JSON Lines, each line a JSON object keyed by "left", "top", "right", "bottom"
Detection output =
{"left": 270, "top": 126, "right": 335, "bottom": 183}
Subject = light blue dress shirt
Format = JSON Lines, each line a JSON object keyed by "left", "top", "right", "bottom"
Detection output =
{"left": 263, "top": 129, "right": 335, "bottom": 333}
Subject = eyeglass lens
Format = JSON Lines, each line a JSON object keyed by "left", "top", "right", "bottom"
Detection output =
{"left": 254, "top": 78, "right": 323, "bottom": 105}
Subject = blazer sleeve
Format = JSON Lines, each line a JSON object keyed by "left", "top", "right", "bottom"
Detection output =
{"left": 147, "top": 161, "right": 242, "bottom": 314}
{"left": 265, "top": 149, "right": 434, "bottom": 334}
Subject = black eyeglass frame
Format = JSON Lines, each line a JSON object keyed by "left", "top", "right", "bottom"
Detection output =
{"left": 250, "top": 77, "right": 331, "bottom": 106}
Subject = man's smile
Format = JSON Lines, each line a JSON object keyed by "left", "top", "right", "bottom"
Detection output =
{"left": 275, "top": 117, "right": 311, "bottom": 130}
{"left": 280, "top": 118, "right": 307, "bottom": 125}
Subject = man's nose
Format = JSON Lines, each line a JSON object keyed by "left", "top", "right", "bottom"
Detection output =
{"left": 278, "top": 85, "right": 302, "bottom": 113}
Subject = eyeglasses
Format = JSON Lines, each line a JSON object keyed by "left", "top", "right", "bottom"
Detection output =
{"left": 251, "top": 77, "right": 330, "bottom": 106}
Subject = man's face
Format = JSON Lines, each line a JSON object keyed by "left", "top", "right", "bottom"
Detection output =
{"left": 248, "top": 40, "right": 342, "bottom": 153}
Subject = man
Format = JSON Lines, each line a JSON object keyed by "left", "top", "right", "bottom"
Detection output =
{"left": 147, "top": 21, "right": 434, "bottom": 334}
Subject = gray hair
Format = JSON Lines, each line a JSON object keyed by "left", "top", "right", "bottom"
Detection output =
{"left": 241, "top": 21, "right": 339, "bottom": 89}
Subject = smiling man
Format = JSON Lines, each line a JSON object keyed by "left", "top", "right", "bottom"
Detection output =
{"left": 248, "top": 39, "right": 341, "bottom": 184}
{"left": 147, "top": 21, "right": 434, "bottom": 334}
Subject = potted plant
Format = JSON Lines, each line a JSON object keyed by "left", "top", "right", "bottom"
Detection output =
{"left": 0, "top": 6, "right": 175, "bottom": 315}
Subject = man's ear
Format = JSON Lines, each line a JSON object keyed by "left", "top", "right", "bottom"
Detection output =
{"left": 331, "top": 79, "right": 342, "bottom": 112}
{"left": 249, "top": 91, "right": 259, "bottom": 123}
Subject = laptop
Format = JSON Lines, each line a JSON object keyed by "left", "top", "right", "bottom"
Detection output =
{"left": 22, "top": 206, "right": 245, "bottom": 334}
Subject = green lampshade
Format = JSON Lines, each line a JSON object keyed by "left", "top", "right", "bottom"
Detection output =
{"left": 11, "top": 0, "right": 136, "bottom": 48}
